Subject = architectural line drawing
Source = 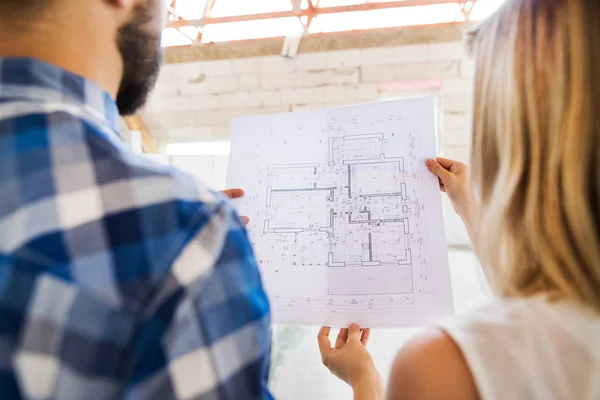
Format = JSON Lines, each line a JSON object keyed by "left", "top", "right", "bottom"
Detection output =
{"left": 261, "top": 131, "right": 418, "bottom": 295}
{"left": 227, "top": 97, "right": 454, "bottom": 327}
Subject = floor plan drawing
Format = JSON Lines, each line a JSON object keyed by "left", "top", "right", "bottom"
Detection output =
{"left": 227, "top": 97, "right": 454, "bottom": 328}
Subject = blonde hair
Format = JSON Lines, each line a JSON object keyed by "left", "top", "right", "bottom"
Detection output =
{"left": 469, "top": 0, "right": 600, "bottom": 311}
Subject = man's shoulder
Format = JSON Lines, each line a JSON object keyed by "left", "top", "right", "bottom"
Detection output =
{"left": 1, "top": 103, "right": 227, "bottom": 219}
{"left": 45, "top": 108, "right": 228, "bottom": 223}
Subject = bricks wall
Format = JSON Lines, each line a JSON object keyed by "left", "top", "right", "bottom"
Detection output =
{"left": 142, "top": 41, "right": 474, "bottom": 245}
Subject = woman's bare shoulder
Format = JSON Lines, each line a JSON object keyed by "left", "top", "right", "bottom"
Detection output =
{"left": 387, "top": 328, "right": 479, "bottom": 400}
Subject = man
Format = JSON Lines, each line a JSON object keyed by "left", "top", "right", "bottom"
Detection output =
{"left": 0, "top": 0, "right": 272, "bottom": 399}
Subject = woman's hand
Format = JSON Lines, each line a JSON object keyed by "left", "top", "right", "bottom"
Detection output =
{"left": 426, "top": 158, "right": 471, "bottom": 225}
{"left": 318, "top": 324, "right": 383, "bottom": 399}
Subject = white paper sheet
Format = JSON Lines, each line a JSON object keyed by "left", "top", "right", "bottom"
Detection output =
{"left": 227, "top": 97, "right": 454, "bottom": 328}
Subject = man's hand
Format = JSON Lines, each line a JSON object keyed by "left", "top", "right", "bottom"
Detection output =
{"left": 318, "top": 324, "right": 382, "bottom": 399}
{"left": 426, "top": 158, "right": 471, "bottom": 225}
{"left": 221, "top": 188, "right": 249, "bottom": 225}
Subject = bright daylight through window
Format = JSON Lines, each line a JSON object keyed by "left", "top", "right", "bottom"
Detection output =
{"left": 165, "top": 141, "right": 232, "bottom": 155}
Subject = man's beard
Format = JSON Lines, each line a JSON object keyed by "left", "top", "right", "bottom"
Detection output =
{"left": 116, "top": 0, "right": 163, "bottom": 116}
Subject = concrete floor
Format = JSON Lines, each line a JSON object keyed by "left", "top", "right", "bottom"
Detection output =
{"left": 268, "top": 250, "right": 493, "bottom": 399}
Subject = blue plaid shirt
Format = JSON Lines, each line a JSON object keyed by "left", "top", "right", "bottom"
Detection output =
{"left": 0, "top": 57, "right": 272, "bottom": 400}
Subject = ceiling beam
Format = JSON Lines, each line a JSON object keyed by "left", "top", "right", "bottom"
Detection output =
{"left": 169, "top": 0, "right": 468, "bottom": 27}
{"left": 164, "top": 22, "right": 468, "bottom": 63}
{"left": 304, "top": 0, "right": 317, "bottom": 33}
{"left": 206, "top": 0, "right": 218, "bottom": 14}
{"left": 194, "top": 0, "right": 219, "bottom": 41}
{"left": 460, "top": 0, "right": 478, "bottom": 20}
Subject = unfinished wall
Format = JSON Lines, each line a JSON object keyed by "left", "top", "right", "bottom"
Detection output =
{"left": 141, "top": 37, "right": 474, "bottom": 245}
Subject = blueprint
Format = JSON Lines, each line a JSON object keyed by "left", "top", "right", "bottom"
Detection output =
{"left": 227, "top": 97, "right": 454, "bottom": 328}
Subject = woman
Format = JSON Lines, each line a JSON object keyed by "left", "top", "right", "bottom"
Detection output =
{"left": 317, "top": 0, "right": 600, "bottom": 399}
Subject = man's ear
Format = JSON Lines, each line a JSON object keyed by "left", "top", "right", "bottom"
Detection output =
{"left": 102, "top": 0, "right": 137, "bottom": 25}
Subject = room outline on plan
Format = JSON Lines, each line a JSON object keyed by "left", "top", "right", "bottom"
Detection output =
{"left": 258, "top": 130, "right": 429, "bottom": 296}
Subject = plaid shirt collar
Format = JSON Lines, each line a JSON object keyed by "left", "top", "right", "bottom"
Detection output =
{"left": 0, "top": 57, "right": 121, "bottom": 133}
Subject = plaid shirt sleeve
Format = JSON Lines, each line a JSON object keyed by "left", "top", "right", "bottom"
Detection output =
{"left": 0, "top": 113, "right": 273, "bottom": 400}
{"left": 123, "top": 199, "right": 273, "bottom": 400}
{"left": 0, "top": 57, "right": 273, "bottom": 400}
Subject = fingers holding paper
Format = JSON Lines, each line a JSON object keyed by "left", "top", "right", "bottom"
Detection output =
{"left": 221, "top": 188, "right": 249, "bottom": 225}
{"left": 425, "top": 158, "right": 471, "bottom": 224}
{"left": 318, "top": 324, "right": 382, "bottom": 399}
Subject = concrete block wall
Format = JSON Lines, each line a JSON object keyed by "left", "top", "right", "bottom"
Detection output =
{"left": 142, "top": 41, "right": 474, "bottom": 245}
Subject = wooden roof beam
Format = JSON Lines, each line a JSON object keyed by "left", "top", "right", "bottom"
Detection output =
{"left": 169, "top": 0, "right": 470, "bottom": 27}
{"left": 123, "top": 115, "right": 160, "bottom": 154}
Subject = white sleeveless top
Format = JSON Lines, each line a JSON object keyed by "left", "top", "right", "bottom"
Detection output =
{"left": 441, "top": 296, "right": 600, "bottom": 400}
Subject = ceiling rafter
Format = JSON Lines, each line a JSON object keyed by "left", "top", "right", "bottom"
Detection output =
{"left": 168, "top": 0, "right": 474, "bottom": 28}
{"left": 289, "top": 0, "right": 316, "bottom": 33}
{"left": 165, "top": 0, "right": 484, "bottom": 46}
{"left": 167, "top": 2, "right": 186, "bottom": 28}
{"left": 459, "top": 0, "right": 477, "bottom": 20}
{"left": 195, "top": 0, "right": 218, "bottom": 42}
{"left": 303, "top": 0, "right": 317, "bottom": 34}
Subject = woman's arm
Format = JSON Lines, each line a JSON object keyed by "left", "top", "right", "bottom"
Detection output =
{"left": 317, "top": 325, "right": 384, "bottom": 400}
{"left": 353, "top": 377, "right": 384, "bottom": 400}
